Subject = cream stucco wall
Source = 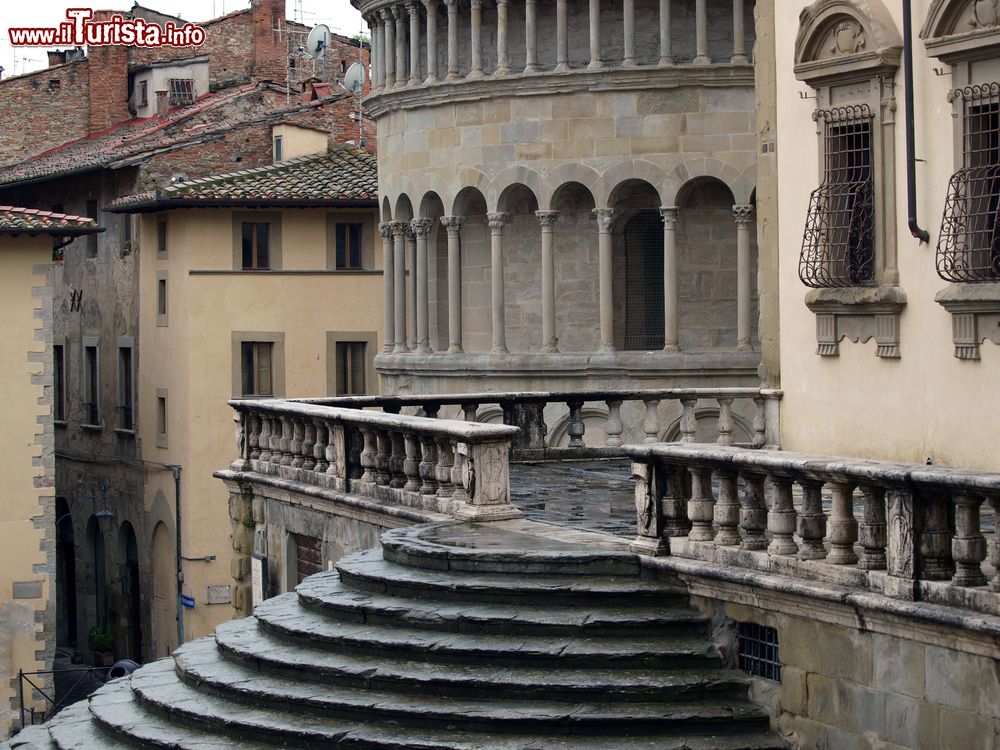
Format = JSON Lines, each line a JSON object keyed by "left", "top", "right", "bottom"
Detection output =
{"left": 138, "top": 207, "right": 382, "bottom": 642}
{"left": 0, "top": 236, "right": 55, "bottom": 738}
{"left": 271, "top": 124, "right": 329, "bottom": 162}
{"left": 774, "top": 0, "right": 1000, "bottom": 470}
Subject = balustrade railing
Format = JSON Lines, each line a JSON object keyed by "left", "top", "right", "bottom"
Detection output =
{"left": 627, "top": 443, "right": 1000, "bottom": 610}
{"left": 293, "top": 387, "right": 782, "bottom": 459}
{"left": 229, "top": 399, "right": 520, "bottom": 521}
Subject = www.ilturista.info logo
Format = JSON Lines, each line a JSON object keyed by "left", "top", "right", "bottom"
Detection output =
{"left": 9, "top": 8, "right": 206, "bottom": 48}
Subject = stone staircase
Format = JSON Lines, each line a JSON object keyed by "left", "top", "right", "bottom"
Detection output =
{"left": 6, "top": 521, "right": 784, "bottom": 749}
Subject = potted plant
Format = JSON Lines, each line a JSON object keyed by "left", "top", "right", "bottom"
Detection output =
{"left": 88, "top": 626, "right": 115, "bottom": 667}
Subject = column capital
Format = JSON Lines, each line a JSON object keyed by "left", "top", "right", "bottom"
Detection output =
{"left": 389, "top": 220, "right": 410, "bottom": 238}
{"left": 487, "top": 212, "right": 510, "bottom": 234}
{"left": 379, "top": 7, "right": 394, "bottom": 22}
{"left": 444, "top": 0, "right": 458, "bottom": 9}
{"left": 535, "top": 210, "right": 558, "bottom": 229}
{"left": 441, "top": 215, "right": 465, "bottom": 232}
{"left": 391, "top": 4, "right": 407, "bottom": 19}
{"left": 659, "top": 205, "right": 679, "bottom": 228}
{"left": 496, "top": 0, "right": 509, "bottom": 5}
{"left": 593, "top": 207, "right": 616, "bottom": 232}
{"left": 470, "top": 0, "right": 482, "bottom": 8}
{"left": 422, "top": 0, "right": 438, "bottom": 14}
{"left": 378, "top": 221, "right": 393, "bottom": 239}
{"left": 406, "top": 0, "right": 421, "bottom": 10}
{"left": 732, "top": 204, "right": 755, "bottom": 228}
{"left": 410, "top": 217, "right": 434, "bottom": 237}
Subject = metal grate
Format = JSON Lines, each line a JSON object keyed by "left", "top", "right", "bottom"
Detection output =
{"left": 937, "top": 82, "right": 1000, "bottom": 283}
{"left": 168, "top": 78, "right": 195, "bottom": 106}
{"left": 622, "top": 210, "right": 665, "bottom": 350}
{"left": 799, "top": 105, "right": 875, "bottom": 288}
{"left": 737, "top": 621, "right": 781, "bottom": 682}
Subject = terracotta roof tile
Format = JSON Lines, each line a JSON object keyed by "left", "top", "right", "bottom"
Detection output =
{"left": 0, "top": 205, "right": 101, "bottom": 235}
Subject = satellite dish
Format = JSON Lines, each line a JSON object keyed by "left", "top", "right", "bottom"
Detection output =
{"left": 344, "top": 61, "right": 366, "bottom": 95}
{"left": 305, "top": 24, "right": 330, "bottom": 58}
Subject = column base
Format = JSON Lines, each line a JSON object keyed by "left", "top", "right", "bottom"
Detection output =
{"left": 523, "top": 64, "right": 539, "bottom": 73}
{"left": 408, "top": 77, "right": 421, "bottom": 86}
{"left": 446, "top": 72, "right": 460, "bottom": 80}
{"left": 541, "top": 343, "right": 559, "bottom": 354}
{"left": 393, "top": 344, "right": 409, "bottom": 354}
{"left": 597, "top": 343, "right": 616, "bottom": 354}
{"left": 467, "top": 70, "right": 484, "bottom": 80}
{"left": 662, "top": 343, "right": 680, "bottom": 353}
{"left": 630, "top": 535, "right": 670, "bottom": 557}
{"left": 622, "top": 57, "right": 636, "bottom": 66}
{"left": 447, "top": 344, "right": 464, "bottom": 354}
{"left": 416, "top": 344, "right": 433, "bottom": 354}
{"left": 495, "top": 66, "right": 509, "bottom": 76}
{"left": 554, "top": 63, "right": 570, "bottom": 72}
{"left": 730, "top": 54, "right": 749, "bottom": 64}
{"left": 424, "top": 75, "right": 438, "bottom": 85}
{"left": 737, "top": 340, "right": 753, "bottom": 352}
{"left": 454, "top": 502, "right": 523, "bottom": 521}
{"left": 491, "top": 346, "right": 510, "bottom": 355}
{"left": 693, "top": 55, "right": 711, "bottom": 65}
{"left": 658, "top": 56, "right": 674, "bottom": 66}
{"left": 587, "top": 60, "right": 604, "bottom": 70}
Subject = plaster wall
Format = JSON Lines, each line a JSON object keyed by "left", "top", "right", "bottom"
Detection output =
{"left": 271, "top": 124, "right": 330, "bottom": 162}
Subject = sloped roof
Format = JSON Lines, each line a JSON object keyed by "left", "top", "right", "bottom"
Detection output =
{"left": 108, "top": 146, "right": 378, "bottom": 212}
{"left": 0, "top": 206, "right": 102, "bottom": 236}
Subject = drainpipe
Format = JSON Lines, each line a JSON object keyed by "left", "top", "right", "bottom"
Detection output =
{"left": 171, "top": 466, "right": 184, "bottom": 647}
{"left": 902, "top": 0, "right": 930, "bottom": 243}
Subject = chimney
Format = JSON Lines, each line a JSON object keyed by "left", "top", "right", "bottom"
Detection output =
{"left": 87, "top": 11, "right": 130, "bottom": 132}
{"left": 156, "top": 91, "right": 169, "bottom": 116}
{"left": 252, "top": 0, "right": 286, "bottom": 82}
{"left": 48, "top": 51, "right": 67, "bottom": 68}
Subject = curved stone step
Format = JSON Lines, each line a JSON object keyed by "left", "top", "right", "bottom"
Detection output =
{"left": 256, "top": 593, "right": 721, "bottom": 670}
{"left": 45, "top": 696, "right": 133, "bottom": 750}
{"left": 379, "top": 522, "right": 640, "bottom": 576}
{"left": 336, "top": 549, "right": 688, "bottom": 606}
{"left": 212, "top": 617, "right": 750, "bottom": 703}
{"left": 155, "top": 640, "right": 771, "bottom": 738}
{"left": 4, "top": 725, "right": 56, "bottom": 749}
{"left": 296, "top": 572, "right": 709, "bottom": 637}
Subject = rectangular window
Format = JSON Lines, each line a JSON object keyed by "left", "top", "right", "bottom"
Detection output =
{"left": 84, "top": 344, "right": 99, "bottom": 425}
{"left": 938, "top": 82, "right": 1000, "bottom": 282}
{"left": 86, "top": 200, "right": 98, "bottom": 258}
{"left": 157, "top": 220, "right": 167, "bottom": 256}
{"left": 273, "top": 134, "right": 283, "bottom": 162}
{"left": 156, "top": 393, "right": 167, "bottom": 447}
{"left": 241, "top": 223, "right": 270, "bottom": 270}
{"left": 117, "top": 347, "right": 134, "bottom": 430}
{"left": 53, "top": 344, "right": 65, "bottom": 422}
{"left": 241, "top": 342, "right": 274, "bottom": 396}
{"left": 168, "top": 78, "right": 194, "bottom": 106}
{"left": 799, "top": 104, "right": 875, "bottom": 288}
{"left": 335, "top": 341, "right": 366, "bottom": 395}
{"left": 737, "top": 622, "right": 781, "bottom": 682}
{"left": 138, "top": 80, "right": 148, "bottom": 107}
{"left": 335, "top": 223, "right": 364, "bottom": 270}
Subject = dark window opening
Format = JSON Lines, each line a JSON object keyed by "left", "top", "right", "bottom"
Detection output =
{"left": 336, "top": 341, "right": 366, "bottom": 395}
{"left": 157, "top": 279, "right": 167, "bottom": 316}
{"left": 138, "top": 80, "right": 148, "bottom": 107}
{"left": 168, "top": 78, "right": 194, "bottom": 106}
{"left": 53, "top": 344, "right": 65, "bottom": 422}
{"left": 84, "top": 345, "right": 99, "bottom": 425}
{"left": 274, "top": 135, "right": 283, "bottom": 162}
{"left": 118, "top": 347, "right": 134, "bottom": 430}
{"left": 622, "top": 210, "right": 665, "bottom": 350}
{"left": 335, "top": 223, "right": 364, "bottom": 269}
{"left": 241, "top": 342, "right": 274, "bottom": 396}
{"left": 241, "top": 222, "right": 270, "bottom": 270}
{"left": 157, "top": 220, "right": 167, "bottom": 255}
{"left": 156, "top": 396, "right": 167, "bottom": 438}
{"left": 737, "top": 622, "right": 781, "bottom": 682}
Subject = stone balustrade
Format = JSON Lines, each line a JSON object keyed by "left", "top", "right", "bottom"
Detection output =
{"left": 293, "top": 386, "right": 782, "bottom": 458}
{"left": 627, "top": 443, "right": 1000, "bottom": 613}
{"left": 228, "top": 399, "right": 520, "bottom": 521}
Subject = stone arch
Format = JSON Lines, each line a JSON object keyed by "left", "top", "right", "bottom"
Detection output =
{"left": 452, "top": 185, "right": 489, "bottom": 217}
{"left": 452, "top": 169, "right": 491, "bottom": 205}
{"left": 542, "top": 164, "right": 601, "bottom": 209}
{"left": 496, "top": 183, "right": 540, "bottom": 214}
{"left": 794, "top": 0, "right": 901, "bottom": 73}
{"left": 663, "top": 158, "right": 742, "bottom": 205}
{"left": 394, "top": 193, "right": 415, "bottom": 222}
{"left": 549, "top": 181, "right": 599, "bottom": 352}
{"left": 733, "top": 165, "right": 758, "bottom": 206}
{"left": 595, "top": 160, "right": 667, "bottom": 208}
{"left": 921, "top": 0, "right": 990, "bottom": 39}
{"left": 487, "top": 166, "right": 545, "bottom": 212}
{"left": 380, "top": 196, "right": 392, "bottom": 222}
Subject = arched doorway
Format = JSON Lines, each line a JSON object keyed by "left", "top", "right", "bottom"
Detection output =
{"left": 150, "top": 521, "right": 175, "bottom": 659}
{"left": 55, "top": 497, "right": 78, "bottom": 647}
{"left": 86, "top": 516, "right": 107, "bottom": 632}
{"left": 118, "top": 522, "right": 142, "bottom": 662}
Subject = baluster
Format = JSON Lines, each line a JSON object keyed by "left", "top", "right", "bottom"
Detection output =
{"left": 716, "top": 397, "right": 734, "bottom": 446}
{"left": 988, "top": 497, "right": 1000, "bottom": 592}
{"left": 375, "top": 431, "right": 391, "bottom": 486}
{"left": 436, "top": 436, "right": 455, "bottom": 498}
{"left": 767, "top": 475, "right": 798, "bottom": 555}
{"left": 952, "top": 494, "right": 987, "bottom": 587}
{"left": 301, "top": 421, "right": 316, "bottom": 471}
{"left": 279, "top": 417, "right": 294, "bottom": 466}
{"left": 390, "top": 433, "right": 407, "bottom": 488}
{"left": 713, "top": 471, "right": 741, "bottom": 546}
{"left": 605, "top": 399, "right": 623, "bottom": 448}
{"left": 451, "top": 444, "right": 469, "bottom": 503}
{"left": 919, "top": 494, "right": 953, "bottom": 580}
{"left": 500, "top": 399, "right": 514, "bottom": 427}
{"left": 462, "top": 402, "right": 478, "bottom": 421}
{"left": 257, "top": 415, "right": 272, "bottom": 464}
{"left": 680, "top": 397, "right": 697, "bottom": 442}
{"left": 290, "top": 418, "right": 306, "bottom": 468}
{"left": 752, "top": 396, "right": 766, "bottom": 447}
{"left": 797, "top": 481, "right": 827, "bottom": 560}
{"left": 313, "top": 420, "right": 328, "bottom": 473}
{"left": 419, "top": 435, "right": 438, "bottom": 495}
{"left": 826, "top": 482, "right": 858, "bottom": 565}
{"left": 423, "top": 403, "right": 441, "bottom": 419}
{"left": 687, "top": 467, "right": 716, "bottom": 541}
{"left": 566, "top": 400, "right": 585, "bottom": 448}
{"left": 642, "top": 399, "right": 659, "bottom": 443}
{"left": 328, "top": 424, "right": 345, "bottom": 482}
{"left": 248, "top": 414, "right": 261, "bottom": 460}
{"left": 360, "top": 428, "right": 377, "bottom": 483}
{"left": 664, "top": 464, "right": 692, "bottom": 537}
{"left": 270, "top": 416, "right": 283, "bottom": 467}
{"left": 403, "top": 434, "right": 421, "bottom": 492}
{"left": 739, "top": 472, "right": 767, "bottom": 550}
{"left": 857, "top": 485, "right": 887, "bottom": 570}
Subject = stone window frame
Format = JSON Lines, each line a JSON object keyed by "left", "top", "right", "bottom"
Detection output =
{"left": 53, "top": 336, "right": 67, "bottom": 426}
{"left": 231, "top": 211, "right": 282, "bottom": 271}
{"left": 325, "top": 212, "right": 375, "bottom": 271}
{"left": 794, "top": 0, "right": 906, "bottom": 358}
{"left": 231, "top": 331, "right": 286, "bottom": 398}
{"left": 156, "top": 387, "right": 168, "bottom": 449}
{"left": 82, "top": 336, "right": 101, "bottom": 429}
{"left": 326, "top": 331, "right": 377, "bottom": 396}
{"left": 921, "top": 0, "right": 1000, "bottom": 360}
{"left": 156, "top": 216, "right": 168, "bottom": 259}
{"left": 156, "top": 270, "right": 168, "bottom": 327}
{"left": 116, "top": 336, "right": 136, "bottom": 435}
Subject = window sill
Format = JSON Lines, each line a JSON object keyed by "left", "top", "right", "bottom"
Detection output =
{"left": 156, "top": 435, "right": 168, "bottom": 449}
{"left": 54, "top": 420, "right": 67, "bottom": 428}
{"left": 114, "top": 427, "right": 136, "bottom": 437}
{"left": 81, "top": 422, "right": 104, "bottom": 432}
{"left": 934, "top": 282, "right": 1000, "bottom": 361}
{"left": 804, "top": 285, "right": 907, "bottom": 358}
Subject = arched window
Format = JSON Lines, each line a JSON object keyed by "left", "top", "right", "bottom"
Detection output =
{"left": 622, "top": 211, "right": 664, "bottom": 351}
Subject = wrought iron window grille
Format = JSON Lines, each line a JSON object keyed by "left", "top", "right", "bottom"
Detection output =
{"left": 937, "top": 82, "right": 1000, "bottom": 283}
{"left": 167, "top": 78, "right": 195, "bottom": 106}
{"left": 737, "top": 621, "right": 781, "bottom": 682}
{"left": 799, "top": 104, "right": 876, "bottom": 288}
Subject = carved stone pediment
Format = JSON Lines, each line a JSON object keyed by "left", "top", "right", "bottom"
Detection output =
{"left": 795, "top": 0, "right": 902, "bottom": 85}
{"left": 921, "top": 0, "right": 1000, "bottom": 61}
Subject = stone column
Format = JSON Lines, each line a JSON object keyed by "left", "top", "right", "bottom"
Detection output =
{"left": 694, "top": 0, "right": 709, "bottom": 64}
{"left": 407, "top": 0, "right": 422, "bottom": 85}
{"left": 536, "top": 211, "right": 559, "bottom": 352}
{"left": 423, "top": 0, "right": 439, "bottom": 83}
{"left": 390, "top": 221, "right": 408, "bottom": 352}
{"left": 731, "top": 0, "right": 747, "bottom": 64}
{"left": 594, "top": 208, "right": 616, "bottom": 352}
{"left": 588, "top": 0, "right": 602, "bottom": 69}
{"left": 659, "top": 206, "right": 679, "bottom": 351}
{"left": 487, "top": 212, "right": 510, "bottom": 354}
{"left": 524, "top": 0, "right": 538, "bottom": 72}
{"left": 393, "top": 4, "right": 408, "bottom": 87}
{"left": 405, "top": 227, "right": 417, "bottom": 348}
{"left": 382, "top": 8, "right": 396, "bottom": 88}
{"left": 733, "top": 204, "right": 753, "bottom": 351}
{"left": 658, "top": 0, "right": 672, "bottom": 65}
{"left": 555, "top": 0, "right": 569, "bottom": 71}
{"left": 411, "top": 218, "right": 433, "bottom": 353}
{"left": 379, "top": 222, "right": 395, "bottom": 351}
{"left": 442, "top": 216, "right": 464, "bottom": 352}
{"left": 368, "top": 17, "right": 380, "bottom": 90}
{"left": 496, "top": 0, "right": 510, "bottom": 75}
{"left": 469, "top": 0, "right": 484, "bottom": 78}
{"left": 445, "top": 0, "right": 460, "bottom": 79}
{"left": 623, "top": 0, "right": 636, "bottom": 66}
